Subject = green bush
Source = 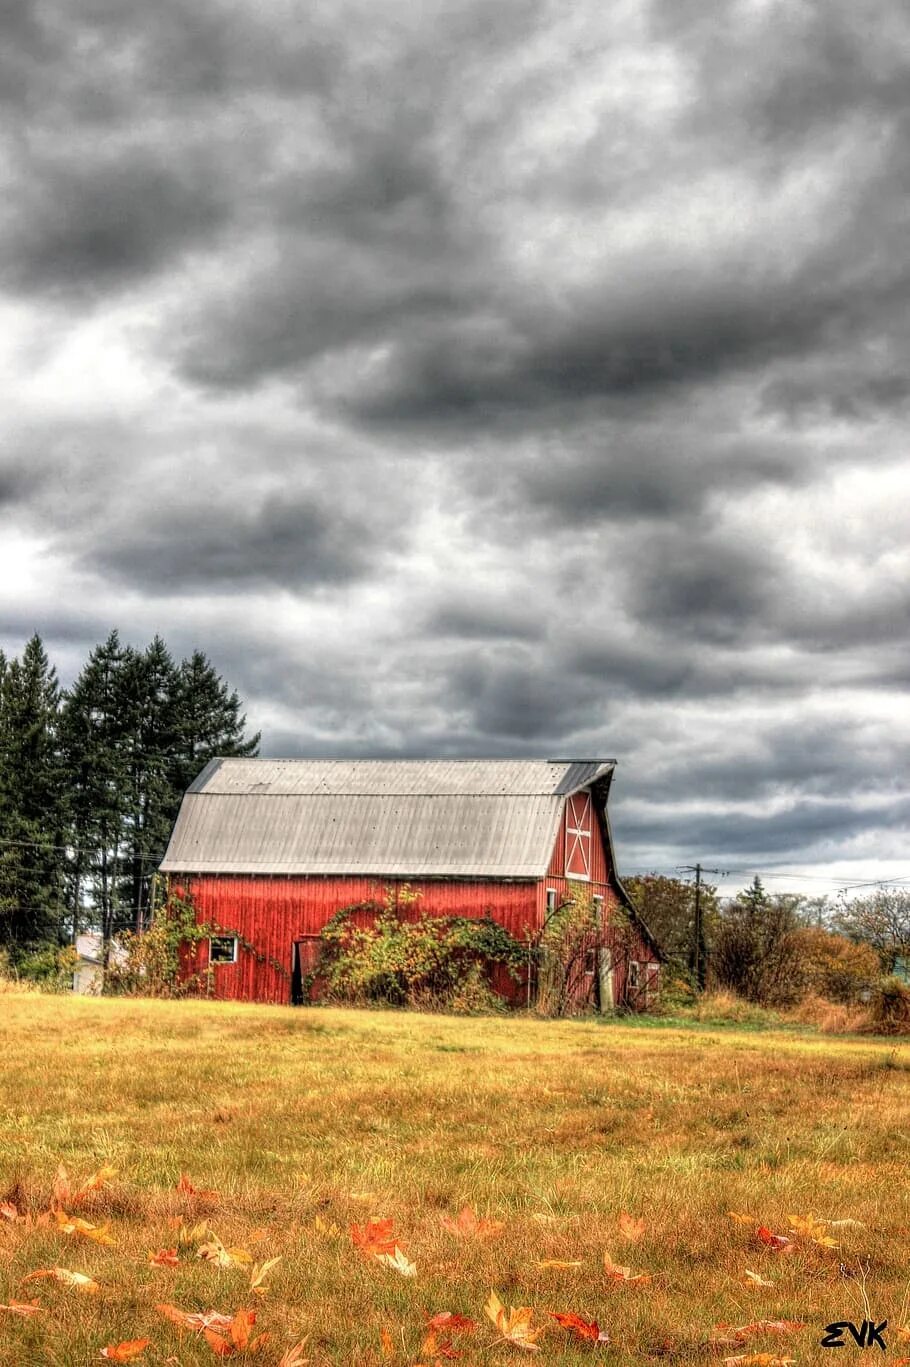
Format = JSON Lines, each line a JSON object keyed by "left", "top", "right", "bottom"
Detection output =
{"left": 318, "top": 889, "right": 523, "bottom": 1012}
{"left": 14, "top": 943, "right": 78, "bottom": 992}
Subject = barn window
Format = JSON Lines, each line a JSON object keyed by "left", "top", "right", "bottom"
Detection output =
{"left": 564, "top": 790, "right": 592, "bottom": 879}
{"left": 592, "top": 894, "right": 604, "bottom": 922}
{"left": 627, "top": 960, "right": 640, "bottom": 990}
{"left": 546, "top": 888, "right": 557, "bottom": 915}
{"left": 584, "top": 949, "right": 596, "bottom": 975}
{"left": 209, "top": 936, "right": 238, "bottom": 965}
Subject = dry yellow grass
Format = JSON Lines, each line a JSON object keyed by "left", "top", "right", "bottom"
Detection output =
{"left": 1, "top": 995, "right": 909, "bottom": 1365}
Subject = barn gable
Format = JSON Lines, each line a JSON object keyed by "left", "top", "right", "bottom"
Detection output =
{"left": 160, "top": 758, "right": 619, "bottom": 879}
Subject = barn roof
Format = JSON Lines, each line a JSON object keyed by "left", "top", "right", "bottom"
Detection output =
{"left": 159, "top": 758, "right": 617, "bottom": 878}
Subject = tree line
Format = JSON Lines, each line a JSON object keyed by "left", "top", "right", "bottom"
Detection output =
{"left": 626, "top": 872, "right": 910, "bottom": 1007}
{"left": 0, "top": 632, "right": 258, "bottom": 964}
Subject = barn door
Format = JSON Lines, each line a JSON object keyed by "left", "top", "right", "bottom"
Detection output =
{"left": 564, "top": 790, "right": 592, "bottom": 879}
{"left": 291, "top": 937, "right": 322, "bottom": 1005}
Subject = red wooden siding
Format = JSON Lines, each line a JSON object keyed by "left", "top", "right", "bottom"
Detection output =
{"left": 171, "top": 787, "right": 657, "bottom": 1011}
{"left": 175, "top": 875, "right": 540, "bottom": 1005}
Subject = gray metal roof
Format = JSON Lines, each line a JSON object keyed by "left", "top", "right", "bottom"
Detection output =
{"left": 160, "top": 758, "right": 616, "bottom": 877}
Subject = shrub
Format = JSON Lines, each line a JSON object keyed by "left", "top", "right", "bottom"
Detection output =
{"left": 867, "top": 976, "right": 910, "bottom": 1035}
{"left": 789, "top": 927, "right": 879, "bottom": 1003}
{"left": 318, "top": 889, "right": 524, "bottom": 1012}
{"left": 711, "top": 878, "right": 802, "bottom": 1005}
{"left": 104, "top": 889, "right": 214, "bottom": 998}
{"left": 789, "top": 993, "right": 872, "bottom": 1035}
{"left": 14, "top": 943, "right": 78, "bottom": 992}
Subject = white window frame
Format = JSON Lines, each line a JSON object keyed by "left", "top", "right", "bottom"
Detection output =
{"left": 209, "top": 935, "right": 238, "bottom": 965}
{"left": 628, "top": 960, "right": 640, "bottom": 990}
{"left": 545, "top": 888, "right": 557, "bottom": 916}
{"left": 584, "top": 948, "right": 597, "bottom": 976}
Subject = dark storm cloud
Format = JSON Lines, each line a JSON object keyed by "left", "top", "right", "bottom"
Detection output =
{"left": 1, "top": 0, "right": 908, "bottom": 881}
{"left": 89, "top": 491, "right": 386, "bottom": 592}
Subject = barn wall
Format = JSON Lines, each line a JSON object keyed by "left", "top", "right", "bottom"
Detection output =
{"left": 173, "top": 875, "right": 539, "bottom": 1005}
{"left": 537, "top": 792, "right": 659, "bottom": 1010}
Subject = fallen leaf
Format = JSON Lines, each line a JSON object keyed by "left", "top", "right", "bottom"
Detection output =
{"left": 728, "top": 1213, "right": 759, "bottom": 1226}
{"left": 23, "top": 1266, "right": 100, "bottom": 1294}
{"left": 351, "top": 1219, "right": 398, "bottom": 1258}
{"left": 549, "top": 1311, "right": 610, "bottom": 1343}
{"left": 197, "top": 1233, "right": 253, "bottom": 1268}
{"left": 537, "top": 1260, "right": 584, "bottom": 1269}
{"left": 203, "top": 1308, "right": 270, "bottom": 1358}
{"left": 276, "top": 1344, "right": 308, "bottom": 1367}
{"left": 250, "top": 1256, "right": 281, "bottom": 1295}
{"left": 441, "top": 1206, "right": 504, "bottom": 1238}
{"left": 0, "top": 1202, "right": 21, "bottom": 1222}
{"left": 787, "top": 1213, "right": 838, "bottom": 1247}
{"left": 55, "top": 1209, "right": 116, "bottom": 1245}
{"left": 312, "top": 1215, "right": 341, "bottom": 1238}
{"left": 485, "top": 1290, "right": 541, "bottom": 1352}
{"left": 603, "top": 1252, "right": 652, "bottom": 1285}
{"left": 828, "top": 1218, "right": 865, "bottom": 1228}
{"left": 155, "top": 1304, "right": 234, "bottom": 1333}
{"left": 376, "top": 1246, "right": 417, "bottom": 1277}
{"left": 0, "top": 1299, "right": 42, "bottom": 1316}
{"left": 755, "top": 1227, "right": 792, "bottom": 1252}
{"left": 149, "top": 1248, "right": 180, "bottom": 1267}
{"left": 618, "top": 1213, "right": 646, "bottom": 1242}
{"left": 425, "top": 1313, "right": 477, "bottom": 1334}
{"left": 100, "top": 1339, "right": 151, "bottom": 1362}
{"left": 742, "top": 1270, "right": 774, "bottom": 1289}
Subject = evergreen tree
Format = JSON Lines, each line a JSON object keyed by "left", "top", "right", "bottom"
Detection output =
{"left": 60, "top": 631, "right": 132, "bottom": 952}
{"left": 0, "top": 635, "right": 66, "bottom": 953}
{"left": 173, "top": 650, "right": 260, "bottom": 794}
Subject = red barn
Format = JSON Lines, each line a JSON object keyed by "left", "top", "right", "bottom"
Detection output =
{"left": 159, "top": 758, "right": 660, "bottom": 1010}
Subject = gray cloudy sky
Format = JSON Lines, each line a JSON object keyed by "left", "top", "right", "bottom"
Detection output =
{"left": 2, "top": 0, "right": 909, "bottom": 893}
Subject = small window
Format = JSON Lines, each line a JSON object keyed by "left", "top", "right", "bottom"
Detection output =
{"left": 628, "top": 960, "right": 640, "bottom": 989}
{"left": 546, "top": 888, "right": 557, "bottom": 915}
{"left": 209, "top": 936, "right": 238, "bottom": 965}
{"left": 584, "top": 948, "right": 597, "bottom": 976}
{"left": 593, "top": 894, "right": 604, "bottom": 919}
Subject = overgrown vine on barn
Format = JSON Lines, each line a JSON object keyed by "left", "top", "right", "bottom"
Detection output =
{"left": 317, "top": 884, "right": 525, "bottom": 1013}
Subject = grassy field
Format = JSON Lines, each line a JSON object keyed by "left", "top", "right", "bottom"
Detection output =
{"left": 1, "top": 995, "right": 909, "bottom": 1365}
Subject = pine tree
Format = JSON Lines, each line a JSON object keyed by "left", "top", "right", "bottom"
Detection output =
{"left": 0, "top": 635, "right": 66, "bottom": 952}
{"left": 172, "top": 650, "right": 260, "bottom": 795}
{"left": 60, "top": 631, "right": 132, "bottom": 953}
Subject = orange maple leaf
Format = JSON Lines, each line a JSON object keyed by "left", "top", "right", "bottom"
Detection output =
{"left": 755, "top": 1227, "right": 793, "bottom": 1252}
{"left": 549, "top": 1311, "right": 610, "bottom": 1343}
{"left": 351, "top": 1219, "right": 399, "bottom": 1257}
{"left": 742, "top": 1269, "right": 774, "bottom": 1289}
{"left": 149, "top": 1248, "right": 180, "bottom": 1267}
{"left": 441, "top": 1206, "right": 504, "bottom": 1237}
{"left": 100, "top": 1339, "right": 151, "bottom": 1362}
{"left": 425, "top": 1312, "right": 477, "bottom": 1334}
{"left": 204, "top": 1308, "right": 270, "bottom": 1358}
{"left": 618, "top": 1212, "right": 646, "bottom": 1242}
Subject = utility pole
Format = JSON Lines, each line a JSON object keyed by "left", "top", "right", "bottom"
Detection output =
{"left": 678, "top": 863, "right": 722, "bottom": 991}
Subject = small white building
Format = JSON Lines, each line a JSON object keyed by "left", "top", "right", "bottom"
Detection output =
{"left": 72, "top": 934, "right": 127, "bottom": 994}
